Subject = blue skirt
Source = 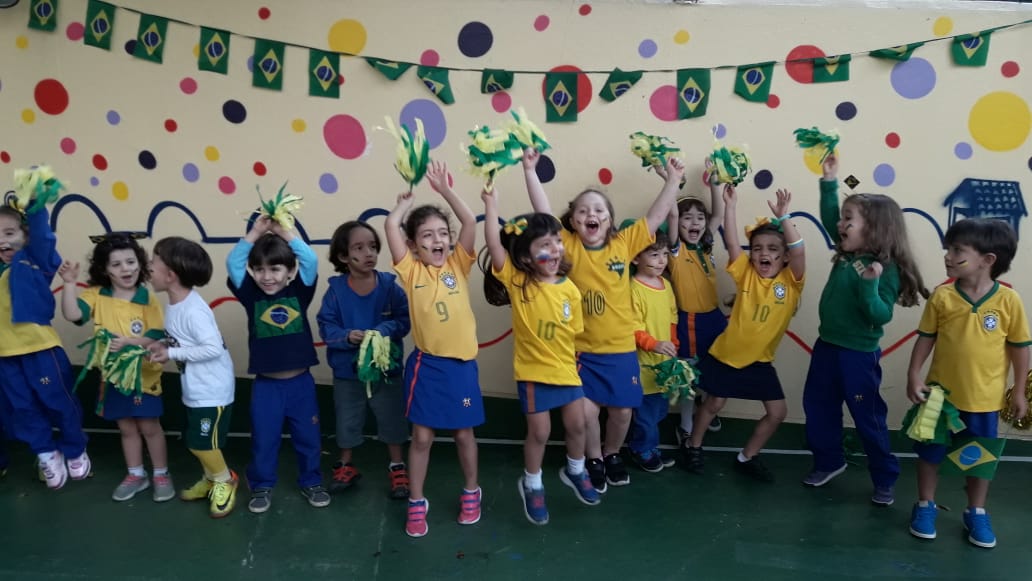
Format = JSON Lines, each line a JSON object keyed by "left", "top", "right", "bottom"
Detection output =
{"left": 403, "top": 350, "right": 484, "bottom": 430}
{"left": 698, "top": 354, "right": 785, "bottom": 402}
{"left": 576, "top": 351, "right": 643, "bottom": 408}
{"left": 97, "top": 384, "right": 163, "bottom": 420}
{"left": 517, "top": 381, "right": 584, "bottom": 414}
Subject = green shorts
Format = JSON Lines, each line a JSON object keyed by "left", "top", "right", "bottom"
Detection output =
{"left": 184, "top": 405, "right": 233, "bottom": 451}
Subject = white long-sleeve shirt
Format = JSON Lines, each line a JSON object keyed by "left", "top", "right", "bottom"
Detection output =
{"left": 164, "top": 290, "right": 235, "bottom": 408}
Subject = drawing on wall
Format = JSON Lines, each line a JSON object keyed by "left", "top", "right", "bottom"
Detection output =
{"left": 943, "top": 179, "right": 1026, "bottom": 238}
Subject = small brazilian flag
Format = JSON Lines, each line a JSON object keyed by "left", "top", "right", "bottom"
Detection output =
{"left": 676, "top": 68, "right": 709, "bottom": 119}
{"left": 942, "top": 436, "right": 1005, "bottom": 480}
{"left": 83, "top": 0, "right": 116, "bottom": 51}
{"left": 133, "top": 14, "right": 168, "bottom": 64}
{"left": 813, "top": 54, "right": 851, "bottom": 83}
{"left": 27, "top": 0, "right": 59, "bottom": 32}
{"left": 952, "top": 32, "right": 991, "bottom": 67}
{"left": 366, "top": 58, "right": 411, "bottom": 81}
{"left": 734, "top": 62, "right": 774, "bottom": 103}
{"left": 869, "top": 43, "right": 924, "bottom": 61}
{"left": 481, "top": 69, "right": 514, "bottom": 94}
{"left": 253, "top": 39, "right": 286, "bottom": 91}
{"left": 199, "top": 27, "right": 231, "bottom": 74}
{"left": 417, "top": 66, "right": 454, "bottom": 105}
{"left": 599, "top": 68, "right": 642, "bottom": 102}
{"left": 309, "top": 49, "right": 340, "bottom": 99}
{"left": 544, "top": 71, "right": 578, "bottom": 123}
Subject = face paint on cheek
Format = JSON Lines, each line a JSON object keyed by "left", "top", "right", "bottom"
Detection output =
{"left": 844, "top": 224, "right": 854, "bottom": 230}
{"left": 535, "top": 252, "right": 553, "bottom": 264}
{"left": 956, "top": 260, "right": 968, "bottom": 267}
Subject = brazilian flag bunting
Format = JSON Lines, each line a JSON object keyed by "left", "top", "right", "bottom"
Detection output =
{"left": 734, "top": 62, "right": 774, "bottom": 103}
{"left": 952, "top": 32, "right": 991, "bottom": 67}
{"left": 812, "top": 54, "right": 851, "bottom": 83}
{"left": 481, "top": 69, "right": 514, "bottom": 94}
{"left": 366, "top": 58, "right": 412, "bottom": 81}
{"left": 83, "top": 0, "right": 116, "bottom": 51}
{"left": 133, "top": 14, "right": 168, "bottom": 64}
{"left": 28, "top": 0, "right": 59, "bottom": 32}
{"left": 676, "top": 68, "right": 710, "bottom": 118}
{"left": 544, "top": 71, "right": 578, "bottom": 123}
{"left": 252, "top": 39, "right": 286, "bottom": 91}
{"left": 309, "top": 49, "right": 340, "bottom": 98}
{"left": 869, "top": 43, "right": 924, "bottom": 61}
{"left": 417, "top": 66, "right": 454, "bottom": 104}
{"left": 198, "top": 27, "right": 231, "bottom": 74}
{"left": 599, "top": 68, "right": 642, "bottom": 102}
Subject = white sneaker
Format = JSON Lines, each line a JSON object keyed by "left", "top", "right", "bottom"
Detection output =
{"left": 40, "top": 451, "right": 68, "bottom": 490}
{"left": 67, "top": 451, "right": 92, "bottom": 480}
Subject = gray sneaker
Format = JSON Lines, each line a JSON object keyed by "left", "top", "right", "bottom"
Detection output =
{"left": 301, "top": 485, "right": 331, "bottom": 508}
{"left": 112, "top": 474, "right": 150, "bottom": 501}
{"left": 152, "top": 473, "right": 175, "bottom": 502}
{"left": 248, "top": 488, "right": 272, "bottom": 513}
{"left": 802, "top": 464, "right": 846, "bottom": 487}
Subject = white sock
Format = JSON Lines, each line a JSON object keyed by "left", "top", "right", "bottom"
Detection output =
{"left": 918, "top": 500, "right": 933, "bottom": 507}
{"left": 128, "top": 465, "right": 146, "bottom": 477}
{"left": 37, "top": 451, "right": 56, "bottom": 462}
{"left": 737, "top": 452, "right": 750, "bottom": 463}
{"left": 968, "top": 506, "right": 986, "bottom": 515}
{"left": 523, "top": 469, "right": 543, "bottom": 490}
{"left": 566, "top": 456, "right": 585, "bottom": 475}
{"left": 153, "top": 467, "right": 168, "bottom": 476}
{"left": 679, "top": 399, "right": 695, "bottom": 433}
{"left": 389, "top": 462, "right": 405, "bottom": 470}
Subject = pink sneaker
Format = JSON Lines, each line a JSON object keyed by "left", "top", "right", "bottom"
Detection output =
{"left": 406, "top": 498, "right": 429, "bottom": 538}
{"left": 457, "top": 487, "right": 481, "bottom": 525}
{"left": 67, "top": 451, "right": 92, "bottom": 480}
{"left": 40, "top": 451, "right": 68, "bottom": 490}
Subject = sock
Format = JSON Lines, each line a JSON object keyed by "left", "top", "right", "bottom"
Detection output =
{"left": 523, "top": 470, "right": 543, "bottom": 490}
{"left": 566, "top": 456, "right": 585, "bottom": 475}
{"left": 128, "top": 465, "right": 146, "bottom": 477}
{"left": 680, "top": 399, "right": 695, "bottom": 433}
{"left": 191, "top": 448, "right": 229, "bottom": 477}
{"left": 968, "top": 506, "right": 986, "bottom": 515}
{"left": 737, "top": 452, "right": 750, "bottom": 463}
{"left": 389, "top": 462, "right": 405, "bottom": 470}
{"left": 37, "top": 451, "right": 56, "bottom": 462}
{"left": 153, "top": 467, "right": 168, "bottom": 476}
{"left": 918, "top": 500, "right": 932, "bottom": 507}
{"left": 409, "top": 497, "right": 426, "bottom": 505}
{"left": 463, "top": 487, "right": 480, "bottom": 495}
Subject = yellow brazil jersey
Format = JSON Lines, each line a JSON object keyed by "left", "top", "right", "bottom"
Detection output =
{"left": 77, "top": 286, "right": 166, "bottom": 395}
{"left": 709, "top": 253, "right": 805, "bottom": 368}
{"left": 394, "top": 246, "right": 478, "bottom": 361}
{"left": 668, "top": 242, "right": 719, "bottom": 313}
{"left": 918, "top": 282, "right": 1032, "bottom": 412}
{"left": 0, "top": 269, "right": 61, "bottom": 356}
{"left": 561, "top": 218, "right": 654, "bottom": 354}
{"left": 631, "top": 277, "right": 678, "bottom": 394}
{"left": 494, "top": 258, "right": 583, "bottom": 386}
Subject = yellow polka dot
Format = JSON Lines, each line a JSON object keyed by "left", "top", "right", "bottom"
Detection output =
{"left": 192, "top": 43, "right": 200, "bottom": 58}
{"left": 803, "top": 147, "right": 837, "bottom": 176}
{"left": 21, "top": 109, "right": 36, "bottom": 124}
{"left": 204, "top": 146, "right": 220, "bottom": 161}
{"left": 673, "top": 30, "right": 690, "bottom": 45}
{"left": 933, "top": 17, "right": 953, "bottom": 36}
{"left": 291, "top": 119, "right": 307, "bottom": 133}
{"left": 968, "top": 91, "right": 1030, "bottom": 152}
{"left": 328, "top": 19, "right": 367, "bottom": 56}
{"left": 15, "top": 36, "right": 29, "bottom": 49}
{"left": 112, "top": 181, "right": 129, "bottom": 201}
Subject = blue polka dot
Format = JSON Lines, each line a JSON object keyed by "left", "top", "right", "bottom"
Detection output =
{"left": 319, "top": 173, "right": 338, "bottom": 194}
{"left": 247, "top": 56, "right": 254, "bottom": 73}
{"left": 873, "top": 163, "right": 895, "bottom": 187}
{"left": 638, "top": 39, "right": 658, "bottom": 59}
{"left": 182, "top": 163, "right": 200, "bottom": 183}
{"left": 954, "top": 142, "right": 973, "bottom": 160}
{"left": 536, "top": 154, "right": 556, "bottom": 184}
{"left": 835, "top": 102, "right": 857, "bottom": 121}
{"left": 89, "top": 177, "right": 100, "bottom": 187}
{"left": 138, "top": 150, "right": 157, "bottom": 170}
{"left": 106, "top": 110, "right": 120, "bottom": 125}
{"left": 457, "top": 21, "right": 493, "bottom": 58}
{"left": 713, "top": 123, "right": 727, "bottom": 139}
{"left": 222, "top": 100, "right": 247, "bottom": 124}
{"left": 753, "top": 169, "right": 773, "bottom": 190}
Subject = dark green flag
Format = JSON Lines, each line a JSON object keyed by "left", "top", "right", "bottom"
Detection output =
{"left": 676, "top": 68, "right": 709, "bottom": 118}
{"left": 27, "top": 0, "right": 59, "bottom": 32}
{"left": 309, "top": 49, "right": 340, "bottom": 99}
{"left": 133, "top": 14, "right": 168, "bottom": 63}
{"left": 481, "top": 69, "right": 514, "bottom": 94}
{"left": 813, "top": 54, "right": 850, "bottom": 83}
{"left": 366, "top": 58, "right": 411, "bottom": 81}
{"left": 83, "top": 0, "right": 116, "bottom": 51}
{"left": 544, "top": 72, "right": 578, "bottom": 123}
{"left": 869, "top": 43, "right": 924, "bottom": 61}
{"left": 599, "top": 68, "right": 642, "bottom": 102}
{"left": 734, "top": 62, "right": 774, "bottom": 103}
{"left": 942, "top": 437, "right": 1005, "bottom": 480}
{"left": 198, "top": 27, "right": 231, "bottom": 74}
{"left": 952, "top": 32, "right": 991, "bottom": 67}
{"left": 252, "top": 39, "right": 286, "bottom": 91}
{"left": 417, "top": 66, "right": 454, "bottom": 104}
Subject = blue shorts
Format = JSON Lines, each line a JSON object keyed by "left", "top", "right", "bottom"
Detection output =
{"left": 403, "top": 349, "right": 484, "bottom": 430}
{"left": 576, "top": 351, "right": 643, "bottom": 408}
{"left": 517, "top": 381, "right": 584, "bottom": 414}
{"left": 96, "top": 384, "right": 163, "bottom": 420}
{"left": 914, "top": 410, "right": 999, "bottom": 464}
{"left": 698, "top": 354, "right": 785, "bottom": 401}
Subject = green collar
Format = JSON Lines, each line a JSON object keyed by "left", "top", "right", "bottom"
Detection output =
{"left": 100, "top": 285, "right": 150, "bottom": 305}
{"left": 954, "top": 280, "right": 999, "bottom": 312}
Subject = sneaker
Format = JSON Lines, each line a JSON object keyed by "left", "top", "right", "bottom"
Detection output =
{"left": 209, "top": 471, "right": 239, "bottom": 518}
{"left": 630, "top": 449, "right": 664, "bottom": 473}
{"left": 963, "top": 508, "right": 997, "bottom": 548}
{"left": 39, "top": 451, "right": 67, "bottom": 490}
{"left": 558, "top": 468, "right": 600, "bottom": 506}
{"left": 604, "top": 454, "right": 630, "bottom": 486}
{"left": 66, "top": 451, "right": 91, "bottom": 480}
{"left": 681, "top": 446, "right": 705, "bottom": 474}
{"left": 457, "top": 487, "right": 482, "bottom": 525}
{"left": 802, "top": 464, "right": 846, "bottom": 487}
{"left": 517, "top": 477, "right": 549, "bottom": 525}
{"left": 388, "top": 464, "right": 410, "bottom": 500}
{"left": 152, "top": 473, "right": 175, "bottom": 502}
{"left": 179, "top": 477, "right": 214, "bottom": 501}
{"left": 329, "top": 462, "right": 361, "bottom": 493}
{"left": 111, "top": 474, "right": 150, "bottom": 501}
{"left": 909, "top": 501, "right": 938, "bottom": 539}
{"left": 675, "top": 425, "right": 692, "bottom": 448}
{"left": 301, "top": 484, "right": 331, "bottom": 508}
{"left": 708, "top": 416, "right": 722, "bottom": 432}
{"left": 406, "top": 498, "right": 429, "bottom": 537}
{"left": 657, "top": 450, "right": 677, "bottom": 469}
{"left": 734, "top": 455, "right": 775, "bottom": 483}
{"left": 586, "top": 458, "right": 607, "bottom": 494}
{"left": 871, "top": 486, "right": 895, "bottom": 506}
{"left": 248, "top": 488, "right": 272, "bottom": 514}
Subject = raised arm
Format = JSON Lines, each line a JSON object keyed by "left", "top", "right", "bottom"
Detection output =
{"left": 57, "top": 261, "right": 84, "bottom": 322}
{"left": 705, "top": 159, "right": 726, "bottom": 235}
{"left": 769, "top": 189, "right": 805, "bottom": 281}
{"left": 819, "top": 154, "right": 841, "bottom": 244}
{"left": 482, "top": 187, "right": 506, "bottom": 272}
{"left": 268, "top": 218, "right": 317, "bottom": 285}
{"left": 226, "top": 216, "right": 269, "bottom": 288}
{"left": 665, "top": 204, "right": 679, "bottom": 251}
{"left": 385, "top": 191, "right": 416, "bottom": 265}
{"left": 522, "top": 148, "right": 552, "bottom": 215}
{"left": 644, "top": 157, "right": 685, "bottom": 233}
{"left": 722, "top": 185, "right": 743, "bottom": 263}
{"left": 427, "top": 161, "right": 477, "bottom": 255}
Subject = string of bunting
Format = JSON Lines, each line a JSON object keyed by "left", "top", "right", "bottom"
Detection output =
{"left": 25, "top": 1, "right": 1031, "bottom": 122}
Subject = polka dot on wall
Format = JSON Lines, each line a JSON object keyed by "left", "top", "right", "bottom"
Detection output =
{"left": 319, "top": 173, "right": 339, "bottom": 194}
{"left": 534, "top": 15, "right": 550, "bottom": 31}
{"left": 22, "top": 109, "right": 36, "bottom": 124}
{"left": 253, "top": 162, "right": 267, "bottom": 176}
{"left": 327, "top": 19, "right": 367, "bottom": 56}
{"left": 598, "top": 168, "right": 613, "bottom": 185}
{"left": 15, "top": 36, "right": 29, "bottom": 49}
{"left": 649, "top": 85, "right": 679, "bottom": 122}
{"left": 0, "top": 152, "right": 10, "bottom": 164}
{"left": 291, "top": 119, "right": 307, "bottom": 133}
{"left": 890, "top": 58, "right": 937, "bottom": 100}
{"left": 66, "top": 22, "right": 85, "bottom": 41}
{"left": 933, "top": 16, "right": 953, "bottom": 36}
{"left": 222, "top": 100, "right": 247, "bottom": 124}
{"left": 124, "top": 40, "right": 136, "bottom": 55}
{"left": 674, "top": 30, "right": 690, "bottom": 44}
{"left": 457, "top": 21, "right": 493, "bottom": 58}
{"left": 218, "top": 176, "right": 236, "bottom": 194}
{"left": 954, "top": 142, "right": 973, "bottom": 160}
{"left": 885, "top": 132, "right": 901, "bottom": 148}
{"left": 712, "top": 123, "right": 727, "bottom": 139}
{"left": 89, "top": 177, "right": 99, "bottom": 187}
{"left": 835, "top": 101, "right": 857, "bottom": 120}
{"left": 34, "top": 79, "right": 69, "bottom": 115}
{"left": 138, "top": 150, "right": 157, "bottom": 170}
{"left": 753, "top": 169, "right": 773, "bottom": 190}
{"left": 182, "top": 163, "right": 200, "bottom": 182}
{"left": 164, "top": 119, "right": 178, "bottom": 132}
{"left": 323, "top": 114, "right": 367, "bottom": 160}
{"left": 638, "top": 39, "right": 657, "bottom": 59}
{"left": 204, "top": 146, "right": 220, "bottom": 161}
{"left": 420, "top": 50, "right": 440, "bottom": 67}
{"left": 491, "top": 91, "right": 512, "bottom": 113}
{"left": 180, "top": 77, "right": 198, "bottom": 95}
{"left": 92, "top": 154, "right": 108, "bottom": 171}
{"left": 579, "top": 4, "right": 592, "bottom": 16}
{"left": 536, "top": 155, "right": 556, "bottom": 183}
{"left": 112, "top": 181, "right": 129, "bottom": 201}
{"left": 1001, "top": 61, "right": 1020, "bottom": 78}
{"left": 258, "top": 7, "right": 271, "bottom": 20}
{"left": 873, "top": 163, "right": 895, "bottom": 187}
{"left": 766, "top": 94, "right": 780, "bottom": 109}
{"left": 60, "top": 137, "right": 76, "bottom": 155}
{"left": 106, "top": 110, "right": 121, "bottom": 125}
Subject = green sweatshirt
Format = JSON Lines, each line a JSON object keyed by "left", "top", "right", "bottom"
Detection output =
{"left": 817, "top": 179, "right": 901, "bottom": 352}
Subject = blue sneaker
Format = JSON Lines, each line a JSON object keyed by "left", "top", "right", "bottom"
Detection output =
{"left": 909, "top": 501, "right": 938, "bottom": 539}
{"left": 559, "top": 468, "right": 601, "bottom": 506}
{"left": 517, "top": 477, "right": 548, "bottom": 525}
{"left": 963, "top": 508, "right": 997, "bottom": 548}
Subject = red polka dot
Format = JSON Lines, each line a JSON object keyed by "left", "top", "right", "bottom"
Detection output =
{"left": 543, "top": 65, "right": 593, "bottom": 114}
{"left": 785, "top": 45, "right": 826, "bottom": 84}
{"left": 491, "top": 91, "right": 512, "bottom": 113}
{"left": 578, "top": 4, "right": 592, "bottom": 16}
{"left": 164, "top": 119, "right": 178, "bottom": 132}
{"left": 420, "top": 50, "right": 440, "bottom": 67}
{"left": 1, "top": 152, "right": 11, "bottom": 164}
{"left": 253, "top": 162, "right": 267, "bottom": 176}
{"left": 885, "top": 132, "right": 901, "bottom": 148}
{"left": 534, "top": 15, "right": 550, "bottom": 31}
{"left": 598, "top": 168, "right": 613, "bottom": 185}
{"left": 766, "top": 94, "right": 781, "bottom": 108}
{"left": 66, "top": 22, "right": 85, "bottom": 41}
{"left": 218, "top": 176, "right": 236, "bottom": 194}
{"left": 34, "top": 79, "right": 69, "bottom": 115}
{"left": 258, "top": 7, "right": 271, "bottom": 20}
{"left": 1001, "top": 61, "right": 1020, "bottom": 78}
{"left": 337, "top": 74, "right": 345, "bottom": 86}
{"left": 180, "top": 77, "right": 198, "bottom": 95}
{"left": 92, "top": 154, "right": 108, "bottom": 171}
{"left": 60, "top": 137, "right": 76, "bottom": 155}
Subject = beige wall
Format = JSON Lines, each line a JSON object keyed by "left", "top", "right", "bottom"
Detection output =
{"left": 2, "top": 0, "right": 1029, "bottom": 427}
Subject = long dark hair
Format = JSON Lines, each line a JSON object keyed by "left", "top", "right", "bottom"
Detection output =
{"left": 481, "top": 213, "right": 570, "bottom": 306}
{"left": 87, "top": 233, "right": 150, "bottom": 288}
{"left": 677, "top": 196, "right": 714, "bottom": 254}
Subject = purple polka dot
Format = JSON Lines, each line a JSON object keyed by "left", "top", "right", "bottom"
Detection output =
{"left": 536, "top": 154, "right": 556, "bottom": 184}
{"left": 954, "top": 142, "right": 973, "bottom": 160}
{"left": 319, "top": 173, "right": 338, "bottom": 194}
{"left": 890, "top": 57, "right": 936, "bottom": 100}
{"left": 106, "top": 110, "right": 121, "bottom": 125}
{"left": 753, "top": 169, "right": 773, "bottom": 190}
{"left": 124, "top": 39, "right": 137, "bottom": 55}
{"left": 138, "top": 150, "right": 157, "bottom": 170}
{"left": 400, "top": 99, "right": 447, "bottom": 149}
{"left": 89, "top": 177, "right": 100, "bottom": 187}
{"left": 638, "top": 39, "right": 658, "bottom": 59}
{"left": 222, "top": 100, "right": 247, "bottom": 124}
{"left": 835, "top": 102, "right": 857, "bottom": 121}
{"left": 713, "top": 123, "right": 727, "bottom": 139}
{"left": 457, "top": 21, "right": 493, "bottom": 58}
{"left": 247, "top": 55, "right": 254, "bottom": 73}
{"left": 873, "top": 163, "right": 895, "bottom": 187}
{"left": 182, "top": 163, "right": 200, "bottom": 183}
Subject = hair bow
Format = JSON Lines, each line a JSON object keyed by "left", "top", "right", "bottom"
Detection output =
{"left": 744, "top": 216, "right": 784, "bottom": 238}
{"left": 503, "top": 217, "right": 528, "bottom": 236}
{"left": 89, "top": 232, "right": 148, "bottom": 244}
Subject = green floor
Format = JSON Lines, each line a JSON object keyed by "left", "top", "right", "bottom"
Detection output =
{"left": 1, "top": 425, "right": 1030, "bottom": 580}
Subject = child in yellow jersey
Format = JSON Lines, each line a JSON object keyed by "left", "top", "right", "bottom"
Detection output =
{"left": 523, "top": 148, "right": 684, "bottom": 493}
{"left": 385, "top": 161, "right": 483, "bottom": 538}
{"left": 58, "top": 233, "right": 172, "bottom": 503}
{"left": 683, "top": 185, "right": 805, "bottom": 482}
{"left": 906, "top": 219, "right": 1030, "bottom": 549}
{"left": 482, "top": 187, "right": 600, "bottom": 526}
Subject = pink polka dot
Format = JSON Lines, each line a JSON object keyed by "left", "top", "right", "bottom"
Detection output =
{"left": 766, "top": 94, "right": 781, "bottom": 108}
{"left": 491, "top": 91, "right": 512, "bottom": 113}
{"left": 180, "top": 77, "right": 198, "bottom": 95}
{"left": 1001, "top": 61, "right": 1020, "bottom": 78}
{"left": 598, "top": 168, "right": 612, "bottom": 185}
{"left": 60, "top": 137, "right": 76, "bottom": 155}
{"left": 649, "top": 85, "right": 679, "bottom": 122}
{"left": 66, "top": 22, "right": 85, "bottom": 41}
{"left": 885, "top": 132, "right": 901, "bottom": 148}
{"left": 323, "top": 114, "right": 367, "bottom": 160}
{"left": 218, "top": 176, "right": 236, "bottom": 194}
{"left": 420, "top": 50, "right": 440, "bottom": 67}
{"left": 579, "top": 4, "right": 592, "bottom": 16}
{"left": 534, "top": 15, "right": 550, "bottom": 31}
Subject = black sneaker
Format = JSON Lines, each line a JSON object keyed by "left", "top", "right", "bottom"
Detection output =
{"left": 631, "top": 450, "right": 664, "bottom": 473}
{"left": 675, "top": 425, "right": 691, "bottom": 448}
{"left": 708, "top": 416, "right": 722, "bottom": 432}
{"left": 604, "top": 453, "right": 630, "bottom": 486}
{"left": 734, "top": 455, "right": 774, "bottom": 483}
{"left": 586, "top": 458, "right": 607, "bottom": 494}
{"left": 657, "top": 450, "right": 677, "bottom": 468}
{"left": 681, "top": 445, "right": 705, "bottom": 474}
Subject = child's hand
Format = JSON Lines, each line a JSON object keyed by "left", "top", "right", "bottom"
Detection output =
{"left": 348, "top": 330, "right": 366, "bottom": 345}
{"left": 663, "top": 157, "right": 685, "bottom": 186}
{"left": 148, "top": 342, "right": 169, "bottom": 364}
{"left": 481, "top": 185, "right": 498, "bottom": 205}
{"left": 822, "top": 154, "right": 838, "bottom": 181}
{"left": 268, "top": 219, "right": 294, "bottom": 240}
{"left": 704, "top": 156, "right": 719, "bottom": 185}
{"left": 1009, "top": 389, "right": 1028, "bottom": 420}
{"left": 722, "top": 184, "right": 737, "bottom": 206}
{"left": 394, "top": 190, "right": 415, "bottom": 212}
{"left": 652, "top": 341, "right": 678, "bottom": 358}
{"left": 58, "top": 260, "right": 80, "bottom": 283}
{"left": 906, "top": 378, "right": 928, "bottom": 405}
{"left": 426, "top": 161, "right": 451, "bottom": 195}
{"left": 108, "top": 334, "right": 127, "bottom": 352}
{"left": 521, "top": 148, "right": 540, "bottom": 170}
{"left": 767, "top": 188, "right": 792, "bottom": 218}
{"left": 861, "top": 261, "right": 883, "bottom": 280}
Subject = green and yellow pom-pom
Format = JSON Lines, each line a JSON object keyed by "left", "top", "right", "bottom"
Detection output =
{"left": 793, "top": 127, "right": 839, "bottom": 164}
{"left": 463, "top": 125, "right": 523, "bottom": 190}
{"left": 629, "top": 131, "right": 680, "bottom": 169}
{"left": 507, "top": 107, "right": 550, "bottom": 153}
{"left": 258, "top": 182, "right": 304, "bottom": 230}
{"left": 75, "top": 328, "right": 149, "bottom": 398}
{"left": 356, "top": 330, "right": 402, "bottom": 398}
{"left": 11, "top": 165, "right": 64, "bottom": 215}
{"left": 709, "top": 142, "right": 751, "bottom": 186}
{"left": 647, "top": 357, "right": 698, "bottom": 405}
{"left": 901, "top": 382, "right": 966, "bottom": 444}
{"left": 383, "top": 116, "right": 430, "bottom": 189}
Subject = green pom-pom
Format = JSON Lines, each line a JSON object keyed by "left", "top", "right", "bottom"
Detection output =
{"left": 630, "top": 131, "right": 680, "bottom": 169}
{"left": 709, "top": 144, "right": 751, "bottom": 186}
{"left": 793, "top": 127, "right": 839, "bottom": 164}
